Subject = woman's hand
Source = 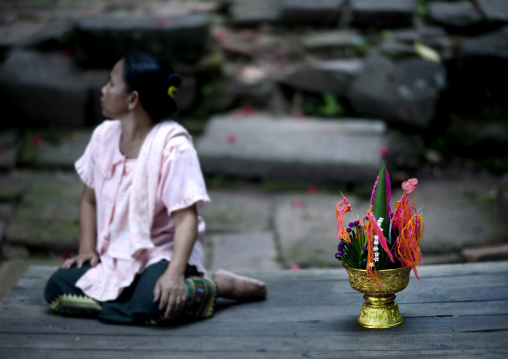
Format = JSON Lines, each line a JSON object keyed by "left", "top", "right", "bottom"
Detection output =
{"left": 153, "top": 271, "right": 187, "bottom": 318}
{"left": 62, "top": 252, "right": 99, "bottom": 270}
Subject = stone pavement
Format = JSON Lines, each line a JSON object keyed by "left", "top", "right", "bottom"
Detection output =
{"left": 0, "top": 117, "right": 508, "bottom": 296}
{"left": 1, "top": 120, "right": 508, "bottom": 300}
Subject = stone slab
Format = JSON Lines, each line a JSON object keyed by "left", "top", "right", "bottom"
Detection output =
{"left": 279, "top": 0, "right": 346, "bottom": 26}
{"left": 0, "top": 204, "right": 15, "bottom": 252}
{"left": 16, "top": 17, "right": 75, "bottom": 50}
{"left": 301, "top": 30, "right": 365, "bottom": 50}
{"left": 229, "top": 0, "right": 282, "bottom": 25}
{"left": 274, "top": 193, "right": 368, "bottom": 268}
{"left": 0, "top": 173, "right": 31, "bottom": 202}
{"left": 206, "top": 232, "right": 280, "bottom": 271}
{"left": 477, "top": 0, "right": 508, "bottom": 23}
{"left": 74, "top": 14, "right": 210, "bottom": 68}
{"left": 274, "top": 174, "right": 507, "bottom": 268}
{"left": 0, "top": 49, "right": 108, "bottom": 127}
{"left": 393, "top": 176, "right": 505, "bottom": 254}
{"left": 347, "top": 54, "right": 447, "bottom": 129}
{"left": 350, "top": 0, "right": 416, "bottom": 28}
{"left": 33, "top": 129, "right": 92, "bottom": 169}
{"left": 4, "top": 172, "right": 82, "bottom": 255}
{"left": 195, "top": 114, "right": 387, "bottom": 183}
{"left": 462, "top": 244, "right": 508, "bottom": 262}
{"left": 0, "top": 22, "right": 42, "bottom": 50}
{"left": 0, "top": 131, "right": 19, "bottom": 170}
{"left": 277, "top": 59, "right": 364, "bottom": 97}
{"left": 200, "top": 190, "right": 273, "bottom": 233}
{"left": 427, "top": 1, "right": 483, "bottom": 30}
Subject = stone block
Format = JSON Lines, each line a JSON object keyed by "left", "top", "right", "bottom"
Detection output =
{"left": 462, "top": 244, "right": 508, "bottom": 262}
{"left": 206, "top": 232, "right": 280, "bottom": 271}
{"left": 32, "top": 129, "right": 93, "bottom": 169}
{"left": 0, "top": 173, "right": 31, "bottom": 202}
{"left": 4, "top": 172, "right": 82, "bottom": 255}
{"left": 0, "top": 204, "right": 15, "bottom": 242}
{"left": 74, "top": 14, "right": 210, "bottom": 69}
{"left": 279, "top": 0, "right": 346, "bottom": 26}
{"left": 350, "top": 0, "right": 415, "bottom": 28}
{"left": 497, "top": 174, "right": 508, "bottom": 228}
{"left": 0, "top": 132, "right": 19, "bottom": 170}
{"left": 229, "top": 0, "right": 282, "bottom": 25}
{"left": 477, "top": 0, "right": 508, "bottom": 23}
{"left": 275, "top": 193, "right": 370, "bottom": 268}
{"left": 347, "top": 54, "right": 447, "bottom": 129}
{"left": 200, "top": 190, "right": 272, "bottom": 233}
{"left": 408, "top": 177, "right": 506, "bottom": 254}
{"left": 427, "top": 1, "right": 483, "bottom": 32}
{"left": 0, "top": 22, "right": 42, "bottom": 53}
{"left": 278, "top": 59, "right": 364, "bottom": 97}
{"left": 449, "top": 26, "right": 508, "bottom": 119}
{"left": 377, "top": 40, "right": 418, "bottom": 59}
{"left": 16, "top": 17, "right": 75, "bottom": 50}
{"left": 195, "top": 114, "right": 387, "bottom": 183}
{"left": 0, "top": 50, "right": 108, "bottom": 127}
{"left": 301, "top": 30, "right": 365, "bottom": 51}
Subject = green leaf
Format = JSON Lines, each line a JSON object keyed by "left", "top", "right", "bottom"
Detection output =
{"left": 372, "top": 161, "right": 389, "bottom": 239}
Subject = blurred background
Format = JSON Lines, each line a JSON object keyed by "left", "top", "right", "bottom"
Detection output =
{"left": 1, "top": 0, "right": 508, "bottom": 298}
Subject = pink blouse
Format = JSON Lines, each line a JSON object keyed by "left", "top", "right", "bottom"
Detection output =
{"left": 74, "top": 120, "right": 210, "bottom": 301}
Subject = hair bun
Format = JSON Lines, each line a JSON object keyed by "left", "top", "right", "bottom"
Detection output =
{"left": 168, "top": 73, "right": 182, "bottom": 88}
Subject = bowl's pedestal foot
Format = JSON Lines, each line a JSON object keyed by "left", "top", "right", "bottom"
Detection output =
{"left": 357, "top": 294, "right": 403, "bottom": 329}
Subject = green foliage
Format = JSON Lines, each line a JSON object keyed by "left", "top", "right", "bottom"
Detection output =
{"left": 371, "top": 161, "right": 389, "bottom": 239}
{"left": 337, "top": 229, "right": 367, "bottom": 269}
{"left": 302, "top": 93, "right": 345, "bottom": 118}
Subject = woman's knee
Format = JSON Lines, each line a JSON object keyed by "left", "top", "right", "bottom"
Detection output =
{"left": 44, "top": 265, "right": 90, "bottom": 304}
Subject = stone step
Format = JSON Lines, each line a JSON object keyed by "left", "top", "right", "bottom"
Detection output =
{"left": 349, "top": 0, "right": 416, "bottom": 28}
{"left": 3, "top": 172, "right": 82, "bottom": 255}
{"left": 195, "top": 114, "right": 387, "bottom": 183}
{"left": 0, "top": 49, "right": 107, "bottom": 127}
{"left": 74, "top": 14, "right": 210, "bottom": 69}
{"left": 206, "top": 232, "right": 281, "bottom": 271}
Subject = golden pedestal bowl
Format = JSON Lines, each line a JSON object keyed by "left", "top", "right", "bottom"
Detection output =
{"left": 343, "top": 263, "right": 411, "bottom": 329}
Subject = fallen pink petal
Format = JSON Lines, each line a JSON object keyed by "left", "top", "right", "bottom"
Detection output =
{"left": 292, "top": 198, "right": 305, "bottom": 208}
{"left": 226, "top": 134, "right": 238, "bottom": 144}
{"left": 307, "top": 184, "right": 318, "bottom": 194}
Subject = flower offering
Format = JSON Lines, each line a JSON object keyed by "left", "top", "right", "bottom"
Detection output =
{"left": 335, "top": 161, "right": 424, "bottom": 286}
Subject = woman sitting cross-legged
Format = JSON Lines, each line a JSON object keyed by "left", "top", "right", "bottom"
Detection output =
{"left": 44, "top": 52, "right": 267, "bottom": 325}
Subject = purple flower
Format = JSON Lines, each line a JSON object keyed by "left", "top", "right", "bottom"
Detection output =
{"left": 348, "top": 221, "right": 355, "bottom": 227}
{"left": 346, "top": 228, "right": 352, "bottom": 233}
{"left": 363, "top": 246, "right": 368, "bottom": 252}
{"left": 362, "top": 261, "right": 367, "bottom": 267}
{"left": 338, "top": 251, "right": 344, "bottom": 256}
{"left": 354, "top": 220, "right": 360, "bottom": 226}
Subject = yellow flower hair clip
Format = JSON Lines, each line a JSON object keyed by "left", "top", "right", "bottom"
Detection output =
{"left": 167, "top": 86, "right": 177, "bottom": 98}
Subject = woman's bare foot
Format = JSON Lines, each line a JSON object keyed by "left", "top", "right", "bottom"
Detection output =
{"left": 212, "top": 269, "right": 267, "bottom": 301}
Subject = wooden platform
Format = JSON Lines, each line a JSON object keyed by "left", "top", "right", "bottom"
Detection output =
{"left": 1, "top": 262, "right": 507, "bottom": 358}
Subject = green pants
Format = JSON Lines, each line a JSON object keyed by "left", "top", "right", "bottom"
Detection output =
{"left": 44, "top": 260, "right": 217, "bottom": 325}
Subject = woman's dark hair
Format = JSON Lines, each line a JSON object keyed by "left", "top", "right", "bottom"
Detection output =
{"left": 122, "top": 52, "right": 182, "bottom": 122}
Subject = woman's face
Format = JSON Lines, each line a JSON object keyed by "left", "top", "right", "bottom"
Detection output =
{"left": 101, "top": 60, "right": 131, "bottom": 118}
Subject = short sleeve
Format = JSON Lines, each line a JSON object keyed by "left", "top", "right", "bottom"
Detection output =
{"left": 75, "top": 128, "right": 98, "bottom": 188}
{"left": 159, "top": 137, "right": 211, "bottom": 214}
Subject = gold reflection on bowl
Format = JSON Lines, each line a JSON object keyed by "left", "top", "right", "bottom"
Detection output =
{"left": 343, "top": 263, "right": 411, "bottom": 329}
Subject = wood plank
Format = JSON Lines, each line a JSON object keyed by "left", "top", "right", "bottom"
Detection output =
{"left": 4, "top": 269, "right": 508, "bottom": 309}
{"left": 0, "top": 332, "right": 506, "bottom": 352}
{"left": 3, "top": 349, "right": 508, "bottom": 359}
{"left": 1, "top": 262, "right": 507, "bottom": 359}
{"left": 10, "top": 260, "right": 508, "bottom": 287}
{"left": 2, "top": 299, "right": 508, "bottom": 331}
{"left": 0, "top": 313, "right": 506, "bottom": 337}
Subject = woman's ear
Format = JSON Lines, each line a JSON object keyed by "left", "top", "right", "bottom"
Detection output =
{"left": 128, "top": 91, "right": 140, "bottom": 110}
